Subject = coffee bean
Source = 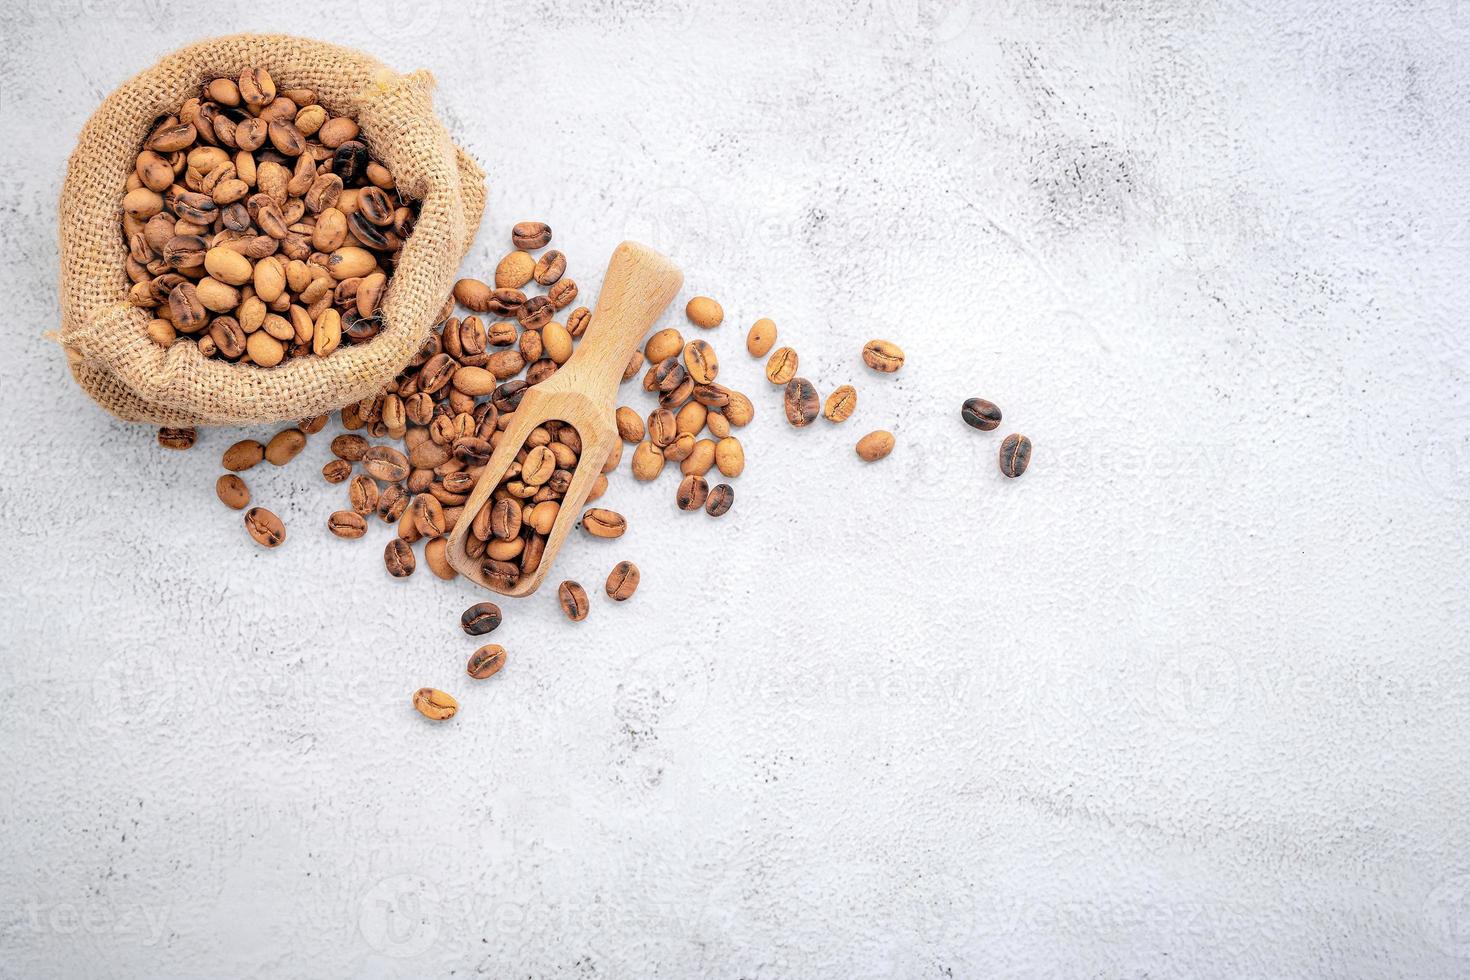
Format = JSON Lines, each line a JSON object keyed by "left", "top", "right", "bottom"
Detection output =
{"left": 765, "top": 347, "right": 798, "bottom": 384}
{"left": 685, "top": 296, "right": 723, "bottom": 328}
{"left": 823, "top": 385, "right": 857, "bottom": 423}
{"left": 856, "top": 430, "right": 895, "bottom": 462}
{"left": 363, "top": 445, "right": 410, "bottom": 482}
{"left": 533, "top": 250, "right": 566, "bottom": 285}
{"left": 747, "top": 317, "right": 777, "bottom": 357}
{"left": 558, "top": 580, "right": 589, "bottom": 621}
{"left": 158, "top": 426, "right": 196, "bottom": 450}
{"left": 384, "top": 537, "right": 416, "bottom": 577}
{"left": 411, "top": 493, "right": 446, "bottom": 536}
{"left": 605, "top": 561, "right": 640, "bottom": 601}
{"left": 683, "top": 340, "right": 718, "bottom": 383}
{"left": 467, "top": 644, "right": 508, "bottom": 679}
{"left": 999, "top": 433, "right": 1032, "bottom": 478}
{"left": 458, "top": 605, "right": 503, "bottom": 641}
{"left": 715, "top": 437, "right": 745, "bottom": 477}
{"left": 961, "top": 398, "right": 1002, "bottom": 431}
{"left": 677, "top": 474, "right": 708, "bottom": 511}
{"left": 216, "top": 474, "right": 250, "bottom": 509}
{"left": 322, "top": 459, "right": 352, "bottom": 483}
{"left": 349, "top": 475, "right": 379, "bottom": 515}
{"left": 262, "top": 428, "right": 306, "bottom": 465}
{"left": 644, "top": 328, "right": 684, "bottom": 364}
{"left": 496, "top": 251, "right": 535, "bottom": 288}
{"left": 582, "top": 508, "right": 627, "bottom": 538}
{"left": 425, "top": 537, "right": 457, "bottom": 581}
{"left": 491, "top": 498, "right": 522, "bottom": 540}
{"left": 327, "top": 510, "right": 367, "bottom": 538}
{"left": 632, "top": 441, "right": 664, "bottom": 481}
{"left": 331, "top": 433, "right": 369, "bottom": 461}
{"left": 783, "top": 378, "right": 819, "bottom": 427}
{"left": 223, "top": 439, "right": 265, "bottom": 470}
{"left": 705, "top": 483, "right": 734, "bottom": 517}
{"left": 412, "top": 687, "right": 458, "bottom": 721}
{"left": 244, "top": 507, "right": 286, "bottom": 547}
{"left": 616, "top": 406, "right": 645, "bottom": 442}
{"left": 511, "top": 221, "right": 552, "bottom": 249}
{"left": 862, "top": 339, "right": 904, "bottom": 373}
{"left": 376, "top": 483, "right": 409, "bottom": 522}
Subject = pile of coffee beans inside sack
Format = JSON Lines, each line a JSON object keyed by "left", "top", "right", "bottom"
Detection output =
{"left": 154, "top": 219, "right": 1031, "bottom": 721}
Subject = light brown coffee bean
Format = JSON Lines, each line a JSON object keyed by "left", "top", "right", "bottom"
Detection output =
{"left": 765, "top": 347, "right": 798, "bottom": 384}
{"left": 425, "top": 537, "right": 457, "bottom": 581}
{"left": 824, "top": 385, "right": 857, "bottom": 423}
{"left": 349, "top": 475, "right": 379, "bottom": 514}
{"left": 724, "top": 391, "right": 755, "bottom": 427}
{"left": 644, "top": 328, "right": 684, "bottom": 364}
{"left": 495, "top": 251, "right": 535, "bottom": 288}
{"left": 467, "top": 644, "right": 507, "bottom": 679}
{"left": 664, "top": 432, "right": 696, "bottom": 462}
{"left": 605, "top": 561, "right": 640, "bottom": 601}
{"left": 747, "top": 317, "right": 776, "bottom": 357}
{"left": 491, "top": 498, "right": 522, "bottom": 540}
{"left": 412, "top": 687, "right": 457, "bottom": 721}
{"left": 384, "top": 537, "right": 416, "bottom": 577}
{"left": 676, "top": 474, "right": 708, "bottom": 511}
{"left": 680, "top": 438, "right": 716, "bottom": 476}
{"left": 706, "top": 411, "right": 731, "bottom": 439}
{"left": 216, "top": 474, "right": 250, "bottom": 509}
{"left": 616, "top": 406, "right": 645, "bottom": 442}
{"left": 453, "top": 277, "right": 494, "bottom": 312}
{"left": 686, "top": 296, "right": 723, "bottom": 328}
{"left": 511, "top": 221, "right": 552, "bottom": 249}
{"left": 683, "top": 339, "right": 718, "bottom": 383}
{"left": 856, "top": 430, "right": 895, "bottom": 461}
{"left": 363, "top": 445, "right": 410, "bottom": 482}
{"left": 222, "top": 439, "right": 265, "bottom": 471}
{"left": 705, "top": 483, "right": 734, "bottom": 517}
{"left": 862, "top": 339, "right": 904, "bottom": 373}
{"left": 631, "top": 441, "right": 664, "bottom": 481}
{"left": 783, "top": 378, "right": 819, "bottom": 427}
{"left": 648, "top": 408, "right": 677, "bottom": 448}
{"left": 322, "top": 459, "right": 352, "bottom": 483}
{"left": 558, "top": 580, "right": 589, "bottom": 621}
{"left": 327, "top": 510, "right": 367, "bottom": 538}
{"left": 715, "top": 437, "right": 744, "bottom": 477}
{"left": 265, "top": 428, "right": 306, "bottom": 465}
{"left": 533, "top": 249, "right": 566, "bottom": 285}
{"left": 582, "top": 508, "right": 627, "bottom": 538}
{"left": 411, "top": 493, "right": 446, "bottom": 536}
{"left": 244, "top": 507, "right": 286, "bottom": 547}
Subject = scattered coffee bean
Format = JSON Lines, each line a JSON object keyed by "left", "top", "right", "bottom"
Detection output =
{"left": 384, "top": 537, "right": 416, "bottom": 577}
{"left": 677, "top": 474, "right": 708, "bottom": 511}
{"left": 216, "top": 474, "right": 250, "bottom": 509}
{"left": 461, "top": 601, "right": 503, "bottom": 636}
{"left": 412, "top": 687, "right": 458, "bottom": 721}
{"left": 765, "top": 347, "right": 798, "bottom": 384}
{"left": 582, "top": 508, "right": 627, "bottom": 538}
{"left": 534, "top": 250, "right": 566, "bottom": 285}
{"left": 961, "top": 398, "right": 1002, "bottom": 431}
{"left": 605, "top": 561, "right": 640, "bottom": 601}
{"left": 705, "top": 483, "right": 734, "bottom": 517}
{"left": 558, "top": 580, "right": 589, "bottom": 621}
{"left": 856, "top": 430, "right": 895, "bottom": 462}
{"left": 999, "top": 433, "right": 1032, "bottom": 478}
{"left": 824, "top": 385, "right": 857, "bottom": 423}
{"left": 158, "top": 427, "right": 196, "bottom": 450}
{"left": 511, "top": 221, "right": 552, "bottom": 249}
{"left": 496, "top": 251, "right": 535, "bottom": 288}
{"left": 322, "top": 459, "right": 352, "bottom": 483}
{"left": 467, "top": 644, "right": 507, "bottom": 679}
{"left": 223, "top": 439, "right": 265, "bottom": 471}
{"left": 747, "top": 317, "right": 776, "bottom": 357}
{"left": 363, "top": 445, "right": 410, "bottom": 482}
{"left": 683, "top": 340, "right": 718, "bottom": 383}
{"left": 348, "top": 475, "right": 379, "bottom": 515}
{"left": 784, "top": 378, "right": 819, "bottom": 427}
{"left": 327, "top": 510, "right": 367, "bottom": 538}
{"left": 244, "top": 507, "right": 285, "bottom": 547}
{"left": 265, "top": 428, "right": 306, "bottom": 465}
{"left": 862, "top": 339, "right": 904, "bottom": 373}
{"left": 425, "top": 537, "right": 457, "bottom": 581}
{"left": 686, "top": 296, "right": 723, "bottom": 328}
{"left": 715, "top": 437, "right": 745, "bottom": 477}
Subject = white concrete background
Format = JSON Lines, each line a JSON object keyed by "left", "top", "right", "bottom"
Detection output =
{"left": 2, "top": 0, "right": 1468, "bottom": 976}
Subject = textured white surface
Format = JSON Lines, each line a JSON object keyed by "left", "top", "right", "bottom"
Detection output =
{"left": 2, "top": 1, "right": 1469, "bottom": 977}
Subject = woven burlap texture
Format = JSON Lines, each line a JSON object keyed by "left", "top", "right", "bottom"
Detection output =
{"left": 57, "top": 33, "right": 486, "bottom": 427}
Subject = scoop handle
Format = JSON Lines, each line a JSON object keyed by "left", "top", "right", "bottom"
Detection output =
{"left": 556, "top": 241, "right": 684, "bottom": 399}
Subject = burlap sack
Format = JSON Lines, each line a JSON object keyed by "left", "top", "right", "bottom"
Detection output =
{"left": 56, "top": 34, "right": 486, "bottom": 427}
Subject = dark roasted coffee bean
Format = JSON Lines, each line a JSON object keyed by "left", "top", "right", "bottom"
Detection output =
{"left": 512, "top": 221, "right": 552, "bottom": 249}
{"left": 331, "top": 433, "right": 370, "bottom": 460}
{"left": 332, "top": 140, "right": 368, "bottom": 182}
{"left": 322, "top": 459, "right": 352, "bottom": 483}
{"left": 677, "top": 474, "right": 708, "bottom": 511}
{"left": 348, "top": 211, "right": 391, "bottom": 250}
{"left": 384, "top": 537, "right": 416, "bottom": 577}
{"left": 692, "top": 382, "right": 730, "bottom": 408}
{"left": 244, "top": 507, "right": 286, "bottom": 547}
{"left": 520, "top": 534, "right": 545, "bottom": 576}
{"left": 783, "top": 378, "right": 819, "bottom": 427}
{"left": 467, "top": 644, "right": 507, "bottom": 679}
{"left": 357, "top": 186, "right": 394, "bottom": 226}
{"left": 558, "top": 580, "right": 589, "bottom": 621}
{"left": 411, "top": 493, "right": 446, "bottom": 536}
{"left": 605, "top": 561, "right": 640, "bottom": 601}
{"left": 461, "top": 601, "right": 503, "bottom": 635}
{"left": 327, "top": 510, "right": 367, "bottom": 538}
{"left": 654, "top": 356, "right": 687, "bottom": 395}
{"left": 999, "top": 433, "right": 1032, "bottom": 478}
{"left": 157, "top": 426, "right": 196, "bottom": 450}
{"left": 452, "top": 436, "right": 492, "bottom": 466}
{"left": 481, "top": 558, "right": 520, "bottom": 589}
{"left": 492, "top": 380, "right": 527, "bottom": 412}
{"left": 376, "top": 482, "right": 409, "bottom": 522}
{"left": 533, "top": 249, "right": 566, "bottom": 285}
{"left": 704, "top": 483, "right": 733, "bottom": 517}
{"left": 485, "top": 288, "right": 526, "bottom": 317}
{"left": 518, "top": 295, "right": 553, "bottom": 329}
{"left": 961, "top": 398, "right": 1002, "bottom": 431}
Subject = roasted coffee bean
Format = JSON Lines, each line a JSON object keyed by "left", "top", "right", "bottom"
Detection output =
{"left": 783, "top": 378, "right": 819, "bottom": 427}
{"left": 265, "top": 427, "right": 306, "bottom": 465}
{"left": 244, "top": 507, "right": 286, "bottom": 547}
{"left": 384, "top": 537, "right": 416, "bottom": 577}
{"left": 683, "top": 339, "right": 718, "bottom": 383}
{"left": 327, "top": 510, "right": 367, "bottom": 538}
{"left": 605, "top": 561, "right": 640, "bottom": 601}
{"left": 724, "top": 391, "right": 755, "bottom": 427}
{"left": 363, "top": 445, "right": 410, "bottom": 482}
{"left": 467, "top": 644, "right": 508, "bottom": 680}
{"left": 685, "top": 296, "right": 723, "bottom": 328}
{"left": 496, "top": 251, "right": 535, "bottom": 288}
{"left": 582, "top": 508, "right": 627, "bottom": 538}
{"left": 216, "top": 474, "right": 250, "bottom": 509}
{"left": 332, "top": 140, "right": 368, "bottom": 182}
{"left": 558, "top": 580, "right": 589, "bottom": 622}
{"left": 616, "top": 406, "right": 645, "bottom": 442}
{"left": 482, "top": 558, "right": 520, "bottom": 589}
{"left": 862, "top": 339, "right": 904, "bottom": 373}
{"left": 518, "top": 295, "right": 554, "bottom": 329}
{"left": 715, "top": 437, "right": 744, "bottom": 477}
{"left": 705, "top": 483, "right": 734, "bottom": 517}
{"left": 567, "top": 306, "right": 591, "bottom": 338}
{"left": 425, "top": 536, "right": 457, "bottom": 581}
{"left": 157, "top": 426, "right": 196, "bottom": 450}
{"left": 645, "top": 328, "right": 684, "bottom": 363}
{"left": 747, "top": 317, "right": 776, "bottom": 357}
{"left": 377, "top": 482, "right": 409, "bottom": 522}
{"left": 999, "top": 433, "right": 1032, "bottom": 478}
{"left": 548, "top": 279, "right": 577, "bottom": 309}
{"left": 961, "top": 398, "right": 1002, "bottom": 431}
{"left": 654, "top": 356, "right": 687, "bottom": 395}
{"left": 331, "top": 433, "right": 369, "bottom": 461}
{"left": 412, "top": 687, "right": 457, "bottom": 721}
{"left": 411, "top": 493, "right": 446, "bottom": 536}
{"left": 349, "top": 475, "right": 379, "bottom": 515}
{"left": 824, "top": 385, "right": 857, "bottom": 423}
{"left": 461, "top": 601, "right": 503, "bottom": 636}
{"left": 676, "top": 474, "right": 708, "bottom": 511}
{"left": 856, "top": 430, "right": 895, "bottom": 462}
{"left": 765, "top": 347, "right": 798, "bottom": 384}
{"left": 692, "top": 382, "right": 730, "bottom": 408}
{"left": 452, "top": 436, "right": 493, "bottom": 466}
{"left": 533, "top": 250, "right": 566, "bottom": 285}
{"left": 648, "top": 408, "right": 677, "bottom": 448}
{"left": 483, "top": 287, "right": 525, "bottom": 317}
{"left": 223, "top": 439, "right": 264, "bottom": 471}
{"left": 322, "top": 459, "right": 352, "bottom": 483}
{"left": 300, "top": 414, "right": 329, "bottom": 435}
{"left": 511, "top": 221, "right": 552, "bottom": 249}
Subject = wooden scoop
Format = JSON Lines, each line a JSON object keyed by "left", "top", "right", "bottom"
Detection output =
{"left": 446, "top": 241, "right": 683, "bottom": 595}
